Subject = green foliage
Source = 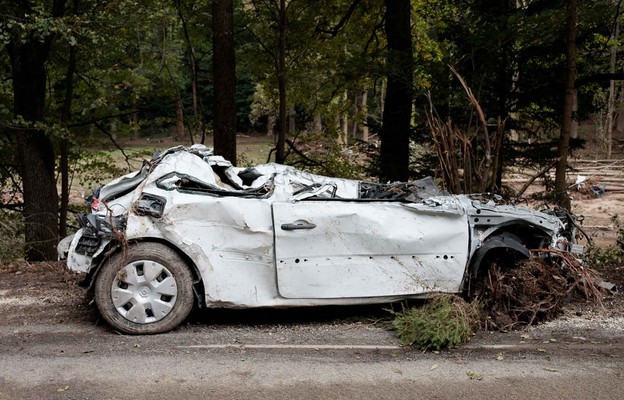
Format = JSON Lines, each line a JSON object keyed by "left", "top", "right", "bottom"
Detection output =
{"left": 240, "top": 0, "right": 388, "bottom": 143}
{"left": 584, "top": 215, "right": 624, "bottom": 267}
{"left": 287, "top": 130, "right": 372, "bottom": 180}
{"left": 0, "top": 210, "right": 24, "bottom": 263}
{"left": 72, "top": 150, "right": 130, "bottom": 191}
{"left": 391, "top": 295, "right": 480, "bottom": 351}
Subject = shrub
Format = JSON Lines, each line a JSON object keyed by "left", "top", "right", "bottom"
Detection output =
{"left": 0, "top": 209, "right": 24, "bottom": 263}
{"left": 584, "top": 214, "right": 624, "bottom": 267}
{"left": 391, "top": 295, "right": 480, "bottom": 351}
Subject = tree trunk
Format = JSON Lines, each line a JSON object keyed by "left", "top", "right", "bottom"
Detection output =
{"left": 571, "top": 92, "right": 578, "bottom": 139}
{"left": 6, "top": 0, "right": 67, "bottom": 260}
{"left": 616, "top": 96, "right": 624, "bottom": 133}
{"left": 555, "top": 0, "right": 577, "bottom": 211}
{"left": 174, "top": 0, "right": 199, "bottom": 120}
{"left": 379, "top": 0, "right": 413, "bottom": 182}
{"left": 605, "top": 19, "right": 619, "bottom": 158}
{"left": 380, "top": 79, "right": 385, "bottom": 116}
{"left": 276, "top": 0, "right": 287, "bottom": 163}
{"left": 360, "top": 89, "right": 369, "bottom": 141}
{"left": 175, "top": 95, "right": 185, "bottom": 142}
{"left": 288, "top": 109, "right": 296, "bottom": 135}
{"left": 59, "top": 39, "right": 77, "bottom": 239}
{"left": 313, "top": 112, "right": 322, "bottom": 133}
{"left": 339, "top": 91, "right": 348, "bottom": 146}
{"left": 8, "top": 41, "right": 60, "bottom": 260}
{"left": 212, "top": 0, "right": 237, "bottom": 164}
{"left": 352, "top": 92, "right": 359, "bottom": 140}
{"left": 267, "top": 114, "right": 276, "bottom": 137}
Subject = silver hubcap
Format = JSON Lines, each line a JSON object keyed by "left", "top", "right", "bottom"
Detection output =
{"left": 111, "top": 260, "right": 178, "bottom": 324}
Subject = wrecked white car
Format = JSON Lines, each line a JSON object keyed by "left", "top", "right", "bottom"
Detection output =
{"left": 59, "top": 145, "right": 580, "bottom": 334}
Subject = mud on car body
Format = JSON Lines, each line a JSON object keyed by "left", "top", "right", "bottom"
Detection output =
{"left": 58, "top": 145, "right": 581, "bottom": 334}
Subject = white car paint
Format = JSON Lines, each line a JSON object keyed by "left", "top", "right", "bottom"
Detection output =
{"left": 60, "top": 145, "right": 572, "bottom": 309}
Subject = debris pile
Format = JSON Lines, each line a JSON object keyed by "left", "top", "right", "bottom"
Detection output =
{"left": 474, "top": 252, "right": 607, "bottom": 330}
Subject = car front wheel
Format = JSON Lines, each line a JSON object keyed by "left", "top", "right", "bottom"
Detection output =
{"left": 94, "top": 242, "right": 195, "bottom": 334}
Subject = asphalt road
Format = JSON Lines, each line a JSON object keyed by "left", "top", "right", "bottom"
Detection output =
{"left": 1, "top": 313, "right": 624, "bottom": 400}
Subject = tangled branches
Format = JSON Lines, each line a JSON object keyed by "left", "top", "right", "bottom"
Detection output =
{"left": 475, "top": 251, "right": 606, "bottom": 330}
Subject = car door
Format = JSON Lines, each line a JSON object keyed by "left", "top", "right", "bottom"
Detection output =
{"left": 272, "top": 199, "right": 470, "bottom": 299}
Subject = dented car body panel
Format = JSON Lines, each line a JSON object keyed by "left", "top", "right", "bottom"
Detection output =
{"left": 61, "top": 145, "right": 572, "bottom": 311}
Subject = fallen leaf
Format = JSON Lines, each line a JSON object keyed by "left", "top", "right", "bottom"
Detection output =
{"left": 543, "top": 367, "right": 558, "bottom": 372}
{"left": 537, "top": 348, "right": 547, "bottom": 353}
{"left": 57, "top": 385, "right": 69, "bottom": 392}
{"left": 467, "top": 370, "right": 483, "bottom": 380}
{"left": 430, "top": 364, "right": 439, "bottom": 371}
{"left": 496, "top": 353, "right": 504, "bottom": 361}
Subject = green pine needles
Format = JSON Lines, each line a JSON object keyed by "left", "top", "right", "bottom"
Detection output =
{"left": 392, "top": 295, "right": 480, "bottom": 351}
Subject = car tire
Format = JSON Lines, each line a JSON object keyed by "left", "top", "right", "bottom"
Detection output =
{"left": 94, "top": 242, "right": 195, "bottom": 334}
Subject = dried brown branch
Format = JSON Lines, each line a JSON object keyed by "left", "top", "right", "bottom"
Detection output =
{"left": 474, "top": 252, "right": 606, "bottom": 331}
{"left": 516, "top": 158, "right": 560, "bottom": 198}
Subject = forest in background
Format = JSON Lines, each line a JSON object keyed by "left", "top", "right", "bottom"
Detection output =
{"left": 1, "top": 0, "right": 624, "bottom": 260}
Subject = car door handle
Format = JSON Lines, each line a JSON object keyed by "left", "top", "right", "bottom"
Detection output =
{"left": 281, "top": 221, "right": 317, "bottom": 230}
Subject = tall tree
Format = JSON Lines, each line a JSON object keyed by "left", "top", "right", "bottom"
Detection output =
{"left": 5, "top": 0, "right": 67, "bottom": 260}
{"left": 212, "top": 0, "right": 237, "bottom": 162}
{"left": 379, "top": 0, "right": 413, "bottom": 182}
{"left": 555, "top": 0, "right": 577, "bottom": 211}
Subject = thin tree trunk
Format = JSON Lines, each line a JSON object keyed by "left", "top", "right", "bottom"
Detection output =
{"left": 380, "top": 79, "right": 385, "bottom": 116}
{"left": 339, "top": 91, "right": 348, "bottom": 146}
{"left": 360, "top": 89, "right": 369, "bottom": 141}
{"left": 555, "top": 0, "right": 577, "bottom": 211}
{"left": 174, "top": 0, "right": 198, "bottom": 118}
{"left": 175, "top": 95, "right": 185, "bottom": 142}
{"left": 288, "top": 109, "right": 296, "bottom": 135}
{"left": 276, "top": 0, "right": 287, "bottom": 163}
{"left": 268, "top": 114, "right": 276, "bottom": 137}
{"left": 605, "top": 20, "right": 619, "bottom": 158}
{"left": 59, "top": 39, "right": 77, "bottom": 238}
{"left": 571, "top": 92, "right": 578, "bottom": 139}
{"left": 313, "top": 112, "right": 322, "bottom": 133}
{"left": 616, "top": 95, "right": 624, "bottom": 132}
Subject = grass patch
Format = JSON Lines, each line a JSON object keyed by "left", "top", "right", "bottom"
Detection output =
{"left": 391, "top": 295, "right": 480, "bottom": 351}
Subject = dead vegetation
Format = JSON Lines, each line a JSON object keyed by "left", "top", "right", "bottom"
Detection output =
{"left": 426, "top": 67, "right": 505, "bottom": 194}
{"left": 393, "top": 251, "right": 611, "bottom": 350}
{"left": 474, "top": 252, "right": 607, "bottom": 331}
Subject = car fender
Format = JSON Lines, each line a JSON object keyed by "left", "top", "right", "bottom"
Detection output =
{"left": 469, "top": 231, "right": 530, "bottom": 278}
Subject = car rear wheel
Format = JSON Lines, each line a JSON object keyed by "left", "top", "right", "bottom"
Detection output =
{"left": 94, "top": 242, "right": 195, "bottom": 334}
